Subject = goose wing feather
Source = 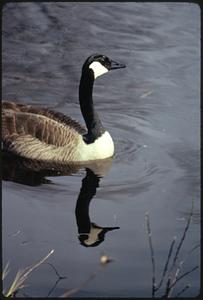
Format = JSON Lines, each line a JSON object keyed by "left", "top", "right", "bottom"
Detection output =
{"left": 2, "top": 101, "right": 86, "bottom": 135}
{"left": 2, "top": 101, "right": 87, "bottom": 161}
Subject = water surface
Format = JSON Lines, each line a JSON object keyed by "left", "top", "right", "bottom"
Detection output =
{"left": 2, "top": 2, "right": 200, "bottom": 297}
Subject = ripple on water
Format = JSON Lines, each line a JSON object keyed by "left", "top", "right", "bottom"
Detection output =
{"left": 100, "top": 112, "right": 168, "bottom": 200}
{"left": 100, "top": 160, "right": 160, "bottom": 202}
{"left": 105, "top": 113, "right": 149, "bottom": 163}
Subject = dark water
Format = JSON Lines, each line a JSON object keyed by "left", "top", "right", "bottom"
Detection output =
{"left": 2, "top": 2, "right": 200, "bottom": 298}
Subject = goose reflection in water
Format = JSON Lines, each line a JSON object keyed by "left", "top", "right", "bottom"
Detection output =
{"left": 2, "top": 153, "right": 120, "bottom": 247}
{"left": 76, "top": 168, "right": 119, "bottom": 247}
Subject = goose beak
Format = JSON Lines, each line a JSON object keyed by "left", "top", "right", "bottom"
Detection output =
{"left": 109, "top": 59, "right": 126, "bottom": 70}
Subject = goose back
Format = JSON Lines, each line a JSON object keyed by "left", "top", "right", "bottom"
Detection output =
{"left": 2, "top": 101, "right": 87, "bottom": 162}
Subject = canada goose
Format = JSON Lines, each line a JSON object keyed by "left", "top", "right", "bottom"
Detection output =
{"left": 2, "top": 54, "right": 125, "bottom": 163}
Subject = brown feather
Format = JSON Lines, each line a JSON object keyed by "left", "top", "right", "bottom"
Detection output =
{"left": 2, "top": 101, "right": 87, "bottom": 161}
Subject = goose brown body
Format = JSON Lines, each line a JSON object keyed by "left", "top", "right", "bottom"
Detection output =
{"left": 2, "top": 101, "right": 86, "bottom": 162}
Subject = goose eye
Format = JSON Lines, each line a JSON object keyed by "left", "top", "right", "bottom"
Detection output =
{"left": 101, "top": 57, "right": 108, "bottom": 65}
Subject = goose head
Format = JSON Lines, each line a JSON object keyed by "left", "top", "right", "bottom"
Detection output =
{"left": 82, "top": 54, "right": 126, "bottom": 79}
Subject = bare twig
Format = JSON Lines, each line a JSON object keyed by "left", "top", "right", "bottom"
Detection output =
{"left": 45, "top": 262, "right": 67, "bottom": 297}
{"left": 171, "top": 243, "right": 200, "bottom": 289}
{"left": 145, "top": 200, "right": 199, "bottom": 298}
{"left": 47, "top": 277, "right": 64, "bottom": 297}
{"left": 145, "top": 212, "right": 156, "bottom": 297}
{"left": 163, "top": 243, "right": 199, "bottom": 298}
{"left": 175, "top": 284, "right": 190, "bottom": 297}
{"left": 155, "top": 236, "right": 176, "bottom": 292}
{"left": 168, "top": 266, "right": 198, "bottom": 291}
{"left": 166, "top": 201, "right": 195, "bottom": 297}
{"left": 45, "top": 262, "right": 66, "bottom": 280}
{"left": 166, "top": 277, "right": 171, "bottom": 297}
{"left": 170, "top": 200, "right": 194, "bottom": 274}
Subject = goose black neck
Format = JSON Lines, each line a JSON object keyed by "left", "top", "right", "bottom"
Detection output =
{"left": 79, "top": 70, "right": 105, "bottom": 143}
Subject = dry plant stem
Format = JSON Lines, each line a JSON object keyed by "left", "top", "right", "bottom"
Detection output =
{"left": 45, "top": 262, "right": 66, "bottom": 279}
{"left": 47, "top": 277, "right": 64, "bottom": 297}
{"left": 160, "top": 243, "right": 199, "bottom": 297}
{"left": 165, "top": 277, "right": 171, "bottom": 298}
{"left": 4, "top": 249, "right": 54, "bottom": 297}
{"left": 168, "top": 265, "right": 198, "bottom": 292}
{"left": 175, "top": 284, "right": 190, "bottom": 297}
{"left": 145, "top": 213, "right": 156, "bottom": 298}
{"left": 45, "top": 263, "right": 67, "bottom": 297}
{"left": 170, "top": 200, "right": 194, "bottom": 274}
{"left": 155, "top": 237, "right": 176, "bottom": 292}
{"left": 164, "top": 265, "right": 198, "bottom": 298}
{"left": 165, "top": 200, "right": 195, "bottom": 297}
{"left": 2, "top": 262, "right": 10, "bottom": 281}
{"left": 170, "top": 243, "right": 200, "bottom": 292}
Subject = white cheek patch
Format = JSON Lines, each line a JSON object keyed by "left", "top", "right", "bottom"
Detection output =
{"left": 89, "top": 61, "right": 108, "bottom": 79}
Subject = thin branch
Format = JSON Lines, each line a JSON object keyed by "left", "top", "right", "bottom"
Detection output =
{"left": 45, "top": 262, "right": 66, "bottom": 279}
{"left": 164, "top": 265, "right": 198, "bottom": 298}
{"left": 175, "top": 284, "right": 191, "bottom": 297}
{"left": 146, "top": 200, "right": 199, "bottom": 298}
{"left": 44, "top": 263, "right": 67, "bottom": 297}
{"left": 145, "top": 212, "right": 156, "bottom": 297}
{"left": 170, "top": 200, "right": 194, "bottom": 272}
{"left": 168, "top": 266, "right": 199, "bottom": 291}
{"left": 47, "top": 277, "right": 65, "bottom": 297}
{"left": 166, "top": 201, "right": 196, "bottom": 297}
{"left": 171, "top": 243, "right": 200, "bottom": 289}
{"left": 164, "top": 277, "right": 171, "bottom": 298}
{"left": 155, "top": 236, "right": 176, "bottom": 292}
